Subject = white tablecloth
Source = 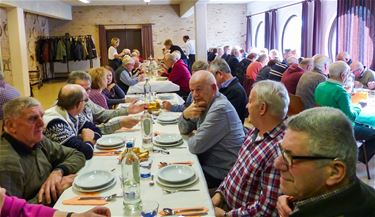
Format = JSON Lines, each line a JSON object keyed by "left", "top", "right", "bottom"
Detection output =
{"left": 127, "top": 80, "right": 180, "bottom": 94}
{"left": 54, "top": 115, "right": 215, "bottom": 216}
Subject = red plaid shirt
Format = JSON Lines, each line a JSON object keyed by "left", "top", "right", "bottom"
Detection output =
{"left": 216, "top": 122, "right": 286, "bottom": 217}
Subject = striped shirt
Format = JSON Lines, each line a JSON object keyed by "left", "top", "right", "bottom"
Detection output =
{"left": 216, "top": 122, "right": 286, "bottom": 217}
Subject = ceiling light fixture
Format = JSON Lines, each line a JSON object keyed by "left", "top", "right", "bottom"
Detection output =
{"left": 144, "top": 0, "right": 151, "bottom": 3}
{"left": 79, "top": 0, "right": 90, "bottom": 4}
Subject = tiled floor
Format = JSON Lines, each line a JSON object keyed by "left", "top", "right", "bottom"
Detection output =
{"left": 33, "top": 81, "right": 375, "bottom": 188}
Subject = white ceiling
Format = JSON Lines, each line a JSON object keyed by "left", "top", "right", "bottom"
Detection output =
{"left": 63, "top": 0, "right": 254, "bottom": 6}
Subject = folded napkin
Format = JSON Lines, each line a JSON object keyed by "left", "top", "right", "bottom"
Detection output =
{"left": 159, "top": 161, "right": 193, "bottom": 168}
{"left": 159, "top": 207, "right": 208, "bottom": 216}
{"left": 93, "top": 150, "right": 121, "bottom": 156}
{"left": 62, "top": 193, "right": 107, "bottom": 205}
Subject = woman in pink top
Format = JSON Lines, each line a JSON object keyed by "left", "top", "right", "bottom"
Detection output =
{"left": 164, "top": 51, "right": 191, "bottom": 98}
{"left": 88, "top": 67, "right": 110, "bottom": 109}
{"left": 0, "top": 187, "right": 110, "bottom": 217}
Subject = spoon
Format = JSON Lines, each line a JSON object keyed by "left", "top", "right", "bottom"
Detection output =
{"left": 149, "top": 174, "right": 155, "bottom": 186}
{"left": 162, "top": 207, "right": 206, "bottom": 216}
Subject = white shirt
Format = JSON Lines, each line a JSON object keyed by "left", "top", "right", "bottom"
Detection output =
{"left": 108, "top": 46, "right": 118, "bottom": 60}
{"left": 185, "top": 39, "right": 196, "bottom": 56}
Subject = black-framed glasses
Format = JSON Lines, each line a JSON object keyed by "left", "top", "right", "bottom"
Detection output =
{"left": 278, "top": 143, "right": 336, "bottom": 167}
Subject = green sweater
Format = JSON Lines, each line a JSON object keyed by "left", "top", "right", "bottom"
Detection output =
{"left": 314, "top": 80, "right": 361, "bottom": 124}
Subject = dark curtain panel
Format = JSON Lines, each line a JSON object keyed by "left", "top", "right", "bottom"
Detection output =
{"left": 301, "top": 0, "right": 309, "bottom": 57}
{"left": 246, "top": 16, "right": 252, "bottom": 52}
{"left": 141, "top": 24, "right": 154, "bottom": 59}
{"left": 98, "top": 25, "right": 108, "bottom": 66}
{"left": 337, "top": 0, "right": 375, "bottom": 69}
{"left": 265, "top": 11, "right": 271, "bottom": 50}
{"left": 270, "top": 10, "right": 278, "bottom": 49}
{"left": 264, "top": 10, "right": 278, "bottom": 50}
{"left": 312, "top": 0, "right": 321, "bottom": 54}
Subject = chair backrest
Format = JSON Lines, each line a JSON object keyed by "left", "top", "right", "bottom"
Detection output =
{"left": 288, "top": 93, "right": 304, "bottom": 116}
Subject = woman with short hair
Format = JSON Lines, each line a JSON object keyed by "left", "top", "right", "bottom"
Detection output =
{"left": 88, "top": 67, "right": 110, "bottom": 109}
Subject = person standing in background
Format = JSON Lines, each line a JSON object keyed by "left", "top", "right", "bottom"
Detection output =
{"left": 183, "top": 35, "right": 196, "bottom": 71}
{"left": 108, "top": 37, "right": 126, "bottom": 71}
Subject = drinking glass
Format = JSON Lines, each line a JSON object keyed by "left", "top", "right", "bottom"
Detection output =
{"left": 141, "top": 200, "right": 159, "bottom": 217}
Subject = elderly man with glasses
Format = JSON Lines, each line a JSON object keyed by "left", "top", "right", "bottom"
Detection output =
{"left": 44, "top": 84, "right": 101, "bottom": 160}
{"left": 275, "top": 107, "right": 375, "bottom": 217}
{"left": 212, "top": 80, "right": 289, "bottom": 217}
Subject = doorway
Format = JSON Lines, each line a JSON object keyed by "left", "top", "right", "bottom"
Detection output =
{"left": 106, "top": 29, "right": 142, "bottom": 54}
{"left": 98, "top": 24, "right": 154, "bottom": 66}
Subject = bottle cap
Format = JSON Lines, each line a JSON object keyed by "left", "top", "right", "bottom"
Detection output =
{"left": 126, "top": 142, "right": 134, "bottom": 148}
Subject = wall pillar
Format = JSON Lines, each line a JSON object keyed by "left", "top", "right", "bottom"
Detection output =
{"left": 194, "top": 2, "right": 207, "bottom": 61}
{"left": 7, "top": 7, "right": 30, "bottom": 96}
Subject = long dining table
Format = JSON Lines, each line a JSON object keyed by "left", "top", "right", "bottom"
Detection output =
{"left": 54, "top": 94, "right": 215, "bottom": 216}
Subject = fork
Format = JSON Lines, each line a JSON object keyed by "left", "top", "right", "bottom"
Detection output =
{"left": 78, "top": 193, "right": 121, "bottom": 201}
{"left": 163, "top": 189, "right": 200, "bottom": 194}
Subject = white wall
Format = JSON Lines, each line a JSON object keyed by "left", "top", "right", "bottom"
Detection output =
{"left": 0, "top": 0, "right": 72, "bottom": 20}
{"left": 321, "top": 0, "right": 337, "bottom": 59}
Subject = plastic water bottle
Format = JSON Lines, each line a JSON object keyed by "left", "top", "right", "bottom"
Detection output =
{"left": 141, "top": 111, "right": 153, "bottom": 151}
{"left": 121, "top": 141, "right": 141, "bottom": 206}
{"left": 144, "top": 78, "right": 152, "bottom": 102}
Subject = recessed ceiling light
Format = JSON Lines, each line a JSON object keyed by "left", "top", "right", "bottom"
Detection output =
{"left": 79, "top": 0, "right": 90, "bottom": 3}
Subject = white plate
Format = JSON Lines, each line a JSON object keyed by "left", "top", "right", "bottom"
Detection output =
{"left": 73, "top": 178, "right": 117, "bottom": 193}
{"left": 157, "top": 93, "right": 173, "bottom": 100}
{"left": 156, "top": 174, "right": 198, "bottom": 188}
{"left": 97, "top": 136, "right": 124, "bottom": 147}
{"left": 154, "top": 134, "right": 182, "bottom": 144}
{"left": 96, "top": 143, "right": 124, "bottom": 150}
{"left": 157, "top": 112, "right": 180, "bottom": 122}
{"left": 154, "top": 139, "right": 184, "bottom": 147}
{"left": 157, "top": 120, "right": 178, "bottom": 125}
{"left": 74, "top": 170, "right": 115, "bottom": 189}
{"left": 158, "top": 165, "right": 195, "bottom": 184}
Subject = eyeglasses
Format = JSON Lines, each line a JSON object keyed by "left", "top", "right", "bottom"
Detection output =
{"left": 278, "top": 143, "right": 336, "bottom": 167}
{"left": 82, "top": 98, "right": 89, "bottom": 103}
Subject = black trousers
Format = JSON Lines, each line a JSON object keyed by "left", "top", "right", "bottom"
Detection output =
{"left": 188, "top": 54, "right": 195, "bottom": 71}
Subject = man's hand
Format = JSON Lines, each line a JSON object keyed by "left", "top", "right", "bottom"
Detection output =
{"left": 354, "top": 81, "right": 364, "bottom": 88}
{"left": 214, "top": 207, "right": 227, "bottom": 217}
{"left": 128, "top": 103, "right": 145, "bottom": 114}
{"left": 277, "top": 195, "right": 293, "bottom": 217}
{"left": 38, "top": 169, "right": 63, "bottom": 204}
{"left": 58, "top": 174, "right": 77, "bottom": 195}
{"left": 211, "top": 192, "right": 223, "bottom": 207}
{"left": 162, "top": 101, "right": 172, "bottom": 111}
{"left": 119, "top": 116, "right": 140, "bottom": 129}
{"left": 81, "top": 128, "right": 95, "bottom": 144}
{"left": 138, "top": 74, "right": 145, "bottom": 82}
{"left": 0, "top": 187, "right": 6, "bottom": 211}
{"left": 182, "top": 101, "right": 207, "bottom": 120}
{"left": 367, "top": 81, "right": 375, "bottom": 90}
{"left": 73, "top": 207, "right": 111, "bottom": 217}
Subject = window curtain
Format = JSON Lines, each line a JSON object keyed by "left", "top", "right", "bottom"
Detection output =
{"left": 246, "top": 16, "right": 252, "bottom": 52}
{"left": 337, "top": 0, "right": 375, "bottom": 69}
{"left": 312, "top": 0, "right": 322, "bottom": 54}
{"left": 265, "top": 10, "right": 278, "bottom": 50}
{"left": 141, "top": 24, "right": 154, "bottom": 59}
{"left": 98, "top": 25, "right": 108, "bottom": 66}
{"left": 300, "top": 0, "right": 309, "bottom": 57}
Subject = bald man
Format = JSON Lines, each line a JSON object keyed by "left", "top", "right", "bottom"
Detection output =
{"left": 44, "top": 84, "right": 102, "bottom": 159}
{"left": 178, "top": 70, "right": 245, "bottom": 188}
{"left": 350, "top": 61, "right": 375, "bottom": 89}
{"left": 336, "top": 51, "right": 352, "bottom": 65}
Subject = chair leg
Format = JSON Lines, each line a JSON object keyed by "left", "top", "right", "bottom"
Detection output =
{"left": 362, "top": 143, "right": 371, "bottom": 179}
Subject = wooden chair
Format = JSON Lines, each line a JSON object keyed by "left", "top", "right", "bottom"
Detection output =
{"left": 287, "top": 93, "right": 304, "bottom": 116}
